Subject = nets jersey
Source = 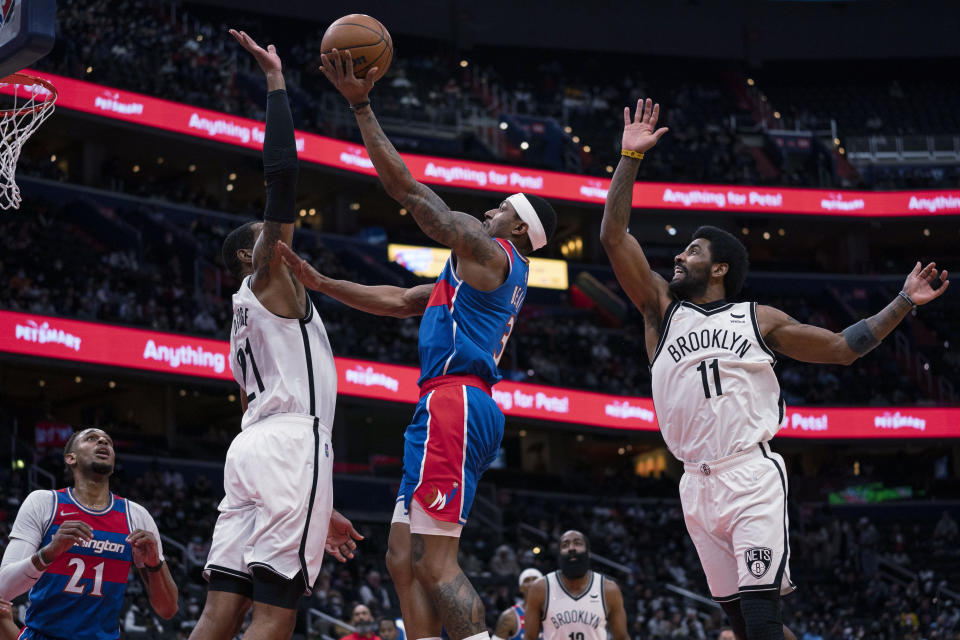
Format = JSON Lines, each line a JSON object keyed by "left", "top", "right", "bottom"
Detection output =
{"left": 541, "top": 571, "right": 608, "bottom": 640}
{"left": 25, "top": 489, "right": 135, "bottom": 640}
{"left": 231, "top": 276, "right": 337, "bottom": 429}
{"left": 650, "top": 300, "right": 785, "bottom": 462}
{"left": 418, "top": 239, "right": 528, "bottom": 386}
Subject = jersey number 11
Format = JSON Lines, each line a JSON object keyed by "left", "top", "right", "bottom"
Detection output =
{"left": 696, "top": 358, "right": 723, "bottom": 398}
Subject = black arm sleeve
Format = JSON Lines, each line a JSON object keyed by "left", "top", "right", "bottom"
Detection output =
{"left": 263, "top": 89, "right": 299, "bottom": 223}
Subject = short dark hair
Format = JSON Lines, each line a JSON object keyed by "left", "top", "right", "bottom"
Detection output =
{"left": 63, "top": 429, "right": 81, "bottom": 459}
{"left": 561, "top": 529, "right": 591, "bottom": 552}
{"left": 692, "top": 225, "right": 749, "bottom": 298}
{"left": 221, "top": 221, "right": 259, "bottom": 278}
{"left": 522, "top": 193, "right": 558, "bottom": 247}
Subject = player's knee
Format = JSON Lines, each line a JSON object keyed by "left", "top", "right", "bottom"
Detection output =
{"left": 719, "top": 600, "right": 748, "bottom": 640}
{"left": 739, "top": 591, "right": 783, "bottom": 640}
{"left": 386, "top": 536, "right": 411, "bottom": 584}
{"left": 411, "top": 550, "right": 445, "bottom": 588}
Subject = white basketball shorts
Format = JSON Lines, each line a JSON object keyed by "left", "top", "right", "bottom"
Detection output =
{"left": 204, "top": 412, "right": 333, "bottom": 594}
{"left": 679, "top": 441, "right": 795, "bottom": 603}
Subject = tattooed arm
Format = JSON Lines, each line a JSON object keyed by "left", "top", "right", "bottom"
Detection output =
{"left": 600, "top": 99, "right": 671, "bottom": 320}
{"left": 319, "top": 49, "right": 507, "bottom": 291}
{"left": 759, "top": 261, "right": 949, "bottom": 364}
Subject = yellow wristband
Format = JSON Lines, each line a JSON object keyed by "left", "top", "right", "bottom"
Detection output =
{"left": 621, "top": 149, "right": 644, "bottom": 160}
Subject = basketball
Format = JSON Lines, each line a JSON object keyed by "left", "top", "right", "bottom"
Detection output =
{"left": 320, "top": 14, "right": 393, "bottom": 80}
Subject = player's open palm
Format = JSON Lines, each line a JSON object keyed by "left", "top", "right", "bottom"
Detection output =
{"left": 902, "top": 261, "right": 949, "bottom": 305}
{"left": 319, "top": 49, "right": 378, "bottom": 105}
{"left": 229, "top": 29, "right": 282, "bottom": 74}
{"left": 325, "top": 510, "right": 364, "bottom": 563}
{"left": 622, "top": 98, "right": 669, "bottom": 154}
{"left": 276, "top": 241, "right": 326, "bottom": 289}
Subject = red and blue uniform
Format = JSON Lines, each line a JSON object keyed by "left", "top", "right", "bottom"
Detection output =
{"left": 401, "top": 239, "right": 529, "bottom": 524}
{"left": 509, "top": 604, "right": 526, "bottom": 640}
{"left": 22, "top": 489, "right": 134, "bottom": 640}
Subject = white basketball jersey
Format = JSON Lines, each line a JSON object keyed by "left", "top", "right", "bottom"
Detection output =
{"left": 230, "top": 276, "right": 337, "bottom": 430}
{"left": 541, "top": 571, "right": 608, "bottom": 640}
{"left": 650, "top": 300, "right": 785, "bottom": 463}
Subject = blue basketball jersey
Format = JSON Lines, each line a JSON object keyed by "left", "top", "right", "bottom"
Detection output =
{"left": 510, "top": 604, "right": 526, "bottom": 640}
{"left": 24, "top": 489, "right": 134, "bottom": 640}
{"left": 418, "top": 239, "right": 529, "bottom": 386}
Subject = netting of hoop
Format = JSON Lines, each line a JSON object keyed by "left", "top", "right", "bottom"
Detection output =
{"left": 0, "top": 72, "right": 57, "bottom": 210}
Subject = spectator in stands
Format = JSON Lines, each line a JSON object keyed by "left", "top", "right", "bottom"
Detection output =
{"left": 358, "top": 570, "right": 391, "bottom": 613}
{"left": 933, "top": 510, "right": 958, "bottom": 542}
{"left": 341, "top": 604, "right": 381, "bottom": 640}
{"left": 378, "top": 618, "right": 402, "bottom": 640}
{"left": 490, "top": 544, "right": 520, "bottom": 578}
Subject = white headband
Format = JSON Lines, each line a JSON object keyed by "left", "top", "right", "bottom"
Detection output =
{"left": 518, "top": 568, "right": 544, "bottom": 586}
{"left": 506, "top": 193, "right": 547, "bottom": 252}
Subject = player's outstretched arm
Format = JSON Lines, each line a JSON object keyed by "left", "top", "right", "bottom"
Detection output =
{"left": 319, "top": 50, "right": 507, "bottom": 286}
{"left": 230, "top": 29, "right": 305, "bottom": 318}
{"left": 522, "top": 578, "right": 546, "bottom": 640}
{"left": 277, "top": 241, "right": 434, "bottom": 317}
{"left": 600, "top": 99, "right": 671, "bottom": 319}
{"left": 603, "top": 579, "right": 630, "bottom": 640}
{"left": 759, "top": 261, "right": 949, "bottom": 365}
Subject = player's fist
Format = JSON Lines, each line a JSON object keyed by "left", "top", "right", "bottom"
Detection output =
{"left": 126, "top": 529, "right": 161, "bottom": 568}
{"left": 44, "top": 520, "right": 93, "bottom": 560}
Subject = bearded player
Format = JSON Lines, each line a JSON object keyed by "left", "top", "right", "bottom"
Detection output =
{"left": 279, "top": 46, "right": 557, "bottom": 640}
{"left": 600, "top": 98, "right": 949, "bottom": 640}
{"left": 492, "top": 568, "right": 543, "bottom": 640}
{"left": 0, "top": 428, "right": 178, "bottom": 640}
{"left": 523, "top": 531, "right": 628, "bottom": 640}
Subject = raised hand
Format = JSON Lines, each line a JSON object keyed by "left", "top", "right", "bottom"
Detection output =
{"left": 319, "top": 49, "right": 379, "bottom": 105}
{"left": 622, "top": 98, "right": 669, "bottom": 154}
{"left": 44, "top": 520, "right": 93, "bottom": 560}
{"left": 902, "top": 261, "right": 949, "bottom": 305}
{"left": 325, "top": 510, "right": 364, "bottom": 563}
{"left": 229, "top": 29, "right": 282, "bottom": 76}
{"left": 126, "top": 529, "right": 161, "bottom": 567}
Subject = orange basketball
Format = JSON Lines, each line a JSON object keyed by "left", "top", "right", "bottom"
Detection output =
{"left": 320, "top": 14, "right": 393, "bottom": 80}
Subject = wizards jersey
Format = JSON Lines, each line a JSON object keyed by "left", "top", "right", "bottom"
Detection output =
{"left": 24, "top": 489, "right": 134, "bottom": 640}
{"left": 417, "top": 239, "right": 529, "bottom": 386}
{"left": 509, "top": 604, "right": 526, "bottom": 640}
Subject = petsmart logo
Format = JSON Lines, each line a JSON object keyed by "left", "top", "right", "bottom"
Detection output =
{"left": 820, "top": 194, "right": 865, "bottom": 212}
{"left": 425, "top": 483, "right": 459, "bottom": 510}
{"left": 339, "top": 150, "right": 374, "bottom": 169}
{"left": 345, "top": 366, "right": 399, "bottom": 392}
{"left": 15, "top": 320, "right": 82, "bottom": 351}
{"left": 604, "top": 401, "right": 655, "bottom": 422}
{"left": 874, "top": 412, "right": 926, "bottom": 432}
{"left": 94, "top": 92, "right": 144, "bottom": 116}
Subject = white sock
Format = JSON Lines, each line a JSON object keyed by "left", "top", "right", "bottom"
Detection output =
{"left": 462, "top": 633, "right": 490, "bottom": 640}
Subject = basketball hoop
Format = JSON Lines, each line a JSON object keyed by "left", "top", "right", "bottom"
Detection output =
{"left": 0, "top": 72, "right": 56, "bottom": 210}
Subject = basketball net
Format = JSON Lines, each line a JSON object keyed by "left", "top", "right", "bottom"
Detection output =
{"left": 0, "top": 72, "right": 56, "bottom": 210}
